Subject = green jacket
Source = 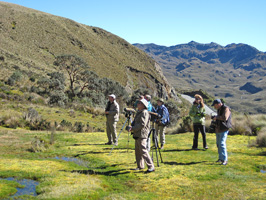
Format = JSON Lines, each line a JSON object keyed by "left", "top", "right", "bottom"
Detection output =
{"left": 189, "top": 104, "right": 206, "bottom": 125}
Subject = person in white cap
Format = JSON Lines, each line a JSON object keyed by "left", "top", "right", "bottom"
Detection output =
{"left": 127, "top": 98, "right": 155, "bottom": 173}
{"left": 105, "top": 94, "right": 119, "bottom": 145}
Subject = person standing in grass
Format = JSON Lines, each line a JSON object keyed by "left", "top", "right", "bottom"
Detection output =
{"left": 127, "top": 98, "right": 155, "bottom": 173}
{"left": 212, "top": 99, "right": 232, "bottom": 166}
{"left": 154, "top": 98, "right": 169, "bottom": 149}
{"left": 189, "top": 94, "right": 208, "bottom": 150}
{"left": 105, "top": 94, "right": 119, "bottom": 145}
{"left": 144, "top": 94, "right": 153, "bottom": 151}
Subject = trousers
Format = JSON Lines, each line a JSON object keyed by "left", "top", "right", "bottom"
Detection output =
{"left": 135, "top": 138, "right": 154, "bottom": 169}
{"left": 155, "top": 124, "right": 166, "bottom": 145}
{"left": 216, "top": 130, "right": 229, "bottom": 161}
{"left": 192, "top": 124, "right": 207, "bottom": 148}
{"left": 106, "top": 120, "right": 117, "bottom": 143}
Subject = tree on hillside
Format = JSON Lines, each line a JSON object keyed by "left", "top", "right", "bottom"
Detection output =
{"left": 53, "top": 54, "right": 129, "bottom": 107}
{"left": 54, "top": 55, "right": 89, "bottom": 99}
{"left": 76, "top": 70, "right": 99, "bottom": 96}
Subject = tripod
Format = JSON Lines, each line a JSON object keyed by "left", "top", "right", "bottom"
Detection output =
{"left": 109, "top": 114, "right": 132, "bottom": 155}
{"left": 148, "top": 121, "right": 163, "bottom": 167}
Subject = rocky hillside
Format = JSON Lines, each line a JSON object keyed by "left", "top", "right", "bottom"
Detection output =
{"left": 0, "top": 2, "right": 176, "bottom": 100}
{"left": 134, "top": 41, "right": 266, "bottom": 113}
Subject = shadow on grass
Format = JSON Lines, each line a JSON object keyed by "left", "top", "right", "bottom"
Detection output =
{"left": 69, "top": 168, "right": 130, "bottom": 176}
{"left": 164, "top": 161, "right": 208, "bottom": 165}
{"left": 258, "top": 151, "right": 266, "bottom": 156}
{"left": 72, "top": 143, "right": 104, "bottom": 146}
{"left": 163, "top": 148, "right": 206, "bottom": 152}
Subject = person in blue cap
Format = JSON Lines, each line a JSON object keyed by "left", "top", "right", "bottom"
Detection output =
{"left": 211, "top": 99, "right": 232, "bottom": 165}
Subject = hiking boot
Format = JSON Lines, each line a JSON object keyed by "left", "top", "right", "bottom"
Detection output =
{"left": 216, "top": 159, "right": 222, "bottom": 163}
{"left": 221, "top": 161, "right": 227, "bottom": 165}
{"left": 105, "top": 142, "right": 112, "bottom": 145}
{"left": 146, "top": 168, "right": 155, "bottom": 173}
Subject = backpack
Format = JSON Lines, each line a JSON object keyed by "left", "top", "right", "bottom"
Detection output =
{"left": 161, "top": 105, "right": 170, "bottom": 126}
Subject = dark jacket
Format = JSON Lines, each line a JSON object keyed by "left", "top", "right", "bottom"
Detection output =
{"left": 215, "top": 104, "right": 232, "bottom": 133}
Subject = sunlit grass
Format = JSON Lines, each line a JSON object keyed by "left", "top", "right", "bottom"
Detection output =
{"left": 0, "top": 122, "right": 266, "bottom": 199}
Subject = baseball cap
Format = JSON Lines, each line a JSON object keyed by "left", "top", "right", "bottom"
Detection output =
{"left": 211, "top": 99, "right": 222, "bottom": 106}
{"left": 108, "top": 94, "right": 116, "bottom": 99}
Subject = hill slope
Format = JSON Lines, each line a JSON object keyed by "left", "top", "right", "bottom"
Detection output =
{"left": 0, "top": 2, "right": 176, "bottom": 99}
{"left": 134, "top": 42, "right": 266, "bottom": 113}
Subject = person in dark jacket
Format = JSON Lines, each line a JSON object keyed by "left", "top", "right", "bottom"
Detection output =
{"left": 189, "top": 94, "right": 208, "bottom": 150}
{"left": 212, "top": 99, "right": 232, "bottom": 165}
{"left": 127, "top": 99, "right": 155, "bottom": 172}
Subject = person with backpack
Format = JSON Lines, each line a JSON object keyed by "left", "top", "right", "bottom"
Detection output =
{"left": 189, "top": 94, "right": 208, "bottom": 150}
{"left": 154, "top": 98, "right": 169, "bottom": 149}
{"left": 211, "top": 99, "right": 232, "bottom": 166}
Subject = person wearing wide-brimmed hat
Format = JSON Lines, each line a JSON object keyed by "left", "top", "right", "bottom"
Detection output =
{"left": 127, "top": 98, "right": 155, "bottom": 173}
{"left": 105, "top": 94, "right": 119, "bottom": 145}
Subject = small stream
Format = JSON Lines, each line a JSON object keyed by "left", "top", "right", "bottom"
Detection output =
{"left": 1, "top": 177, "right": 39, "bottom": 198}
{"left": 53, "top": 156, "right": 90, "bottom": 167}
{"left": 1, "top": 157, "right": 91, "bottom": 199}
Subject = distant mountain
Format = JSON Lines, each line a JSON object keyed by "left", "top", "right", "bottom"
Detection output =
{"left": 134, "top": 41, "right": 266, "bottom": 113}
{"left": 0, "top": 2, "right": 176, "bottom": 100}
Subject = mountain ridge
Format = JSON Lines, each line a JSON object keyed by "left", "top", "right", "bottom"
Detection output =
{"left": 134, "top": 41, "right": 266, "bottom": 113}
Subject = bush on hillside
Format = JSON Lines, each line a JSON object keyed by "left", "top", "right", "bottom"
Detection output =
{"left": 7, "top": 71, "right": 23, "bottom": 86}
{"left": 22, "top": 108, "right": 51, "bottom": 130}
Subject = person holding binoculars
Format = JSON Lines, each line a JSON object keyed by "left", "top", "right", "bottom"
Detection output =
{"left": 189, "top": 94, "right": 208, "bottom": 150}
{"left": 126, "top": 98, "right": 155, "bottom": 173}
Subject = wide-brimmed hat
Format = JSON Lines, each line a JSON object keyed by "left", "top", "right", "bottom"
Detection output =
{"left": 145, "top": 95, "right": 151, "bottom": 101}
{"left": 139, "top": 99, "right": 149, "bottom": 109}
{"left": 157, "top": 98, "right": 164, "bottom": 103}
{"left": 211, "top": 99, "right": 222, "bottom": 106}
{"left": 108, "top": 94, "right": 116, "bottom": 99}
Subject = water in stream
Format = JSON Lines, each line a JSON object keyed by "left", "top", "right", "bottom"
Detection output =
{"left": 1, "top": 177, "right": 39, "bottom": 198}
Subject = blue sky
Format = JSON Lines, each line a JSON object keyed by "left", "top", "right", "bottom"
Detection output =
{"left": 3, "top": 0, "right": 266, "bottom": 52}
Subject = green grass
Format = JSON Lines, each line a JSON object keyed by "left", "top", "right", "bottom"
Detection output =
{"left": 0, "top": 125, "right": 265, "bottom": 199}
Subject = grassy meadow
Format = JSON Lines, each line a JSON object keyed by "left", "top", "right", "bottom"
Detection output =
{"left": 0, "top": 113, "right": 266, "bottom": 199}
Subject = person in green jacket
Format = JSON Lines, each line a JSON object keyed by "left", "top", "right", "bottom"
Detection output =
{"left": 189, "top": 94, "right": 208, "bottom": 150}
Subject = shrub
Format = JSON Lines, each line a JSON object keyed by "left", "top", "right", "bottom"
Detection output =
{"left": 178, "top": 116, "right": 193, "bottom": 133}
{"left": 7, "top": 71, "right": 23, "bottom": 86}
{"left": 164, "top": 100, "right": 181, "bottom": 127}
{"left": 0, "top": 114, "right": 22, "bottom": 129}
{"left": 22, "top": 108, "right": 51, "bottom": 130}
{"left": 30, "top": 136, "right": 50, "bottom": 152}
{"left": 72, "top": 122, "right": 85, "bottom": 133}
{"left": 256, "top": 127, "right": 266, "bottom": 147}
